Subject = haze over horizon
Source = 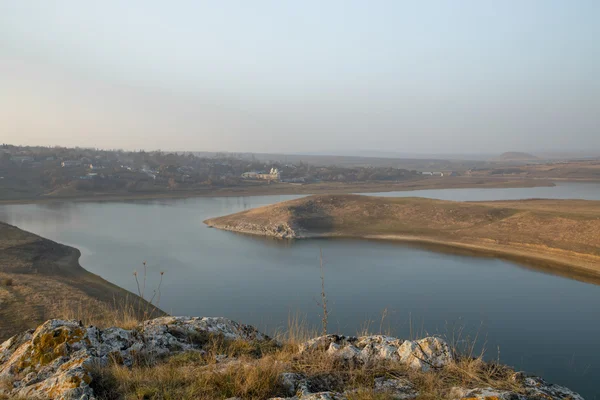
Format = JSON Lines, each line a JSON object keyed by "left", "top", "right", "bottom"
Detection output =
{"left": 1, "top": 1, "right": 599, "bottom": 154}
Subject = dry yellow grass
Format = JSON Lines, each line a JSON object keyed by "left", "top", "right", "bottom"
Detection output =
{"left": 89, "top": 320, "right": 524, "bottom": 400}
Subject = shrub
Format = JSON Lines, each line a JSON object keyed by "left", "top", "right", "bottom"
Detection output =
{"left": 1, "top": 278, "right": 13, "bottom": 286}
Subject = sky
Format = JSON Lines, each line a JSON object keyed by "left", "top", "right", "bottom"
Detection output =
{"left": 0, "top": 1, "right": 599, "bottom": 155}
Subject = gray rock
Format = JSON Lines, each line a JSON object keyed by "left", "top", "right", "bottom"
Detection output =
{"left": 449, "top": 377, "right": 585, "bottom": 400}
{"left": 299, "top": 334, "right": 453, "bottom": 371}
{"left": 396, "top": 337, "right": 453, "bottom": 371}
{"left": 373, "top": 377, "right": 417, "bottom": 399}
{"left": 523, "top": 376, "right": 584, "bottom": 400}
{"left": 0, "top": 317, "right": 270, "bottom": 400}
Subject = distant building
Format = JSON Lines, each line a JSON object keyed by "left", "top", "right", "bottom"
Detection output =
{"left": 61, "top": 160, "right": 81, "bottom": 168}
{"left": 258, "top": 168, "right": 281, "bottom": 181}
{"left": 421, "top": 171, "right": 433, "bottom": 176}
{"left": 242, "top": 168, "right": 281, "bottom": 181}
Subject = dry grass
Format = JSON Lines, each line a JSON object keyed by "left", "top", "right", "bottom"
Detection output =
{"left": 91, "top": 333, "right": 286, "bottom": 400}
{"left": 0, "top": 278, "right": 13, "bottom": 287}
{"left": 91, "top": 342, "right": 523, "bottom": 400}
{"left": 271, "top": 313, "right": 319, "bottom": 354}
{"left": 0, "top": 376, "right": 14, "bottom": 393}
{"left": 89, "top": 317, "right": 525, "bottom": 400}
{"left": 93, "top": 356, "right": 286, "bottom": 400}
{"left": 56, "top": 296, "right": 146, "bottom": 330}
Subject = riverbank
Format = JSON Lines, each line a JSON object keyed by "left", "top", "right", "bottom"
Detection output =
{"left": 205, "top": 195, "right": 600, "bottom": 280}
{"left": 0, "top": 222, "right": 163, "bottom": 341}
{"left": 0, "top": 177, "right": 554, "bottom": 205}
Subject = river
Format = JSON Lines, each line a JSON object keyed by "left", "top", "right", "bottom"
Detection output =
{"left": 1, "top": 182, "right": 599, "bottom": 398}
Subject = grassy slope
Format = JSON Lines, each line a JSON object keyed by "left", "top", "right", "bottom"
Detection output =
{"left": 205, "top": 195, "right": 600, "bottom": 280}
{"left": 0, "top": 222, "right": 164, "bottom": 341}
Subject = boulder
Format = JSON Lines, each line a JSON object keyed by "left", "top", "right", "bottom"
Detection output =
{"left": 397, "top": 337, "right": 453, "bottom": 371}
{"left": 299, "top": 334, "right": 452, "bottom": 370}
{"left": 0, "top": 317, "right": 269, "bottom": 400}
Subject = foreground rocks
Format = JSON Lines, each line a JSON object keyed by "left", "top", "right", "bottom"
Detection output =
{"left": 0, "top": 317, "right": 265, "bottom": 399}
{"left": 0, "top": 318, "right": 584, "bottom": 400}
{"left": 297, "top": 334, "right": 453, "bottom": 372}
{"left": 272, "top": 376, "right": 585, "bottom": 400}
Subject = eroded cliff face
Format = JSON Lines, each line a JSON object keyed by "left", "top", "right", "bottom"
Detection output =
{"left": 0, "top": 318, "right": 583, "bottom": 400}
{"left": 206, "top": 219, "right": 300, "bottom": 238}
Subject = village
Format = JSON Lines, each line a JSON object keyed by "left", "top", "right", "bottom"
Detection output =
{"left": 3, "top": 144, "right": 598, "bottom": 202}
{"left": 1, "top": 144, "right": 472, "bottom": 199}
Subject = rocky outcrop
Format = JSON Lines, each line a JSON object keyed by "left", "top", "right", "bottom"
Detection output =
{"left": 0, "top": 317, "right": 266, "bottom": 399}
{"left": 205, "top": 219, "right": 300, "bottom": 238}
{"left": 448, "top": 377, "right": 585, "bottom": 400}
{"left": 272, "top": 372, "right": 584, "bottom": 400}
{"left": 298, "top": 334, "right": 453, "bottom": 371}
{"left": 273, "top": 373, "right": 417, "bottom": 399}
{"left": 0, "top": 319, "right": 584, "bottom": 400}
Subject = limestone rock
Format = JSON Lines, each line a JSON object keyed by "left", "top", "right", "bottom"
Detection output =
{"left": 523, "top": 376, "right": 584, "bottom": 400}
{"left": 397, "top": 337, "right": 453, "bottom": 371}
{"left": 449, "top": 376, "right": 585, "bottom": 400}
{"left": 0, "top": 317, "right": 270, "bottom": 400}
{"left": 298, "top": 334, "right": 355, "bottom": 354}
{"left": 279, "top": 372, "right": 305, "bottom": 396}
{"left": 297, "top": 392, "right": 348, "bottom": 400}
{"left": 372, "top": 377, "right": 417, "bottom": 399}
{"left": 299, "top": 334, "right": 452, "bottom": 370}
{"left": 270, "top": 377, "right": 417, "bottom": 400}
{"left": 449, "top": 386, "right": 521, "bottom": 400}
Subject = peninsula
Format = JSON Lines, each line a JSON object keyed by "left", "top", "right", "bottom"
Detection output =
{"left": 205, "top": 195, "right": 600, "bottom": 280}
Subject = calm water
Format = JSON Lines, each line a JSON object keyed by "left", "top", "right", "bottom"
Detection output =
{"left": 367, "top": 181, "right": 600, "bottom": 201}
{"left": 1, "top": 183, "right": 599, "bottom": 398}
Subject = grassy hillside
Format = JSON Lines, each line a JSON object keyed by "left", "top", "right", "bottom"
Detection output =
{"left": 0, "top": 222, "right": 164, "bottom": 341}
{"left": 205, "top": 195, "right": 600, "bottom": 280}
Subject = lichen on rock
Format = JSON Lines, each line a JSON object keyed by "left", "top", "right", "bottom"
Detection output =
{"left": 0, "top": 316, "right": 270, "bottom": 400}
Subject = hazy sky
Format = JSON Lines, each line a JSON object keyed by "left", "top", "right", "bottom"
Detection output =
{"left": 1, "top": 1, "right": 599, "bottom": 154}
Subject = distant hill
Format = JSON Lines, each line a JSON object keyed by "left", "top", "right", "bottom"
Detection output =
{"left": 497, "top": 152, "right": 538, "bottom": 161}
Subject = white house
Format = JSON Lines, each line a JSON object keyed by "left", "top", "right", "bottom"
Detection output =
{"left": 61, "top": 160, "right": 81, "bottom": 168}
